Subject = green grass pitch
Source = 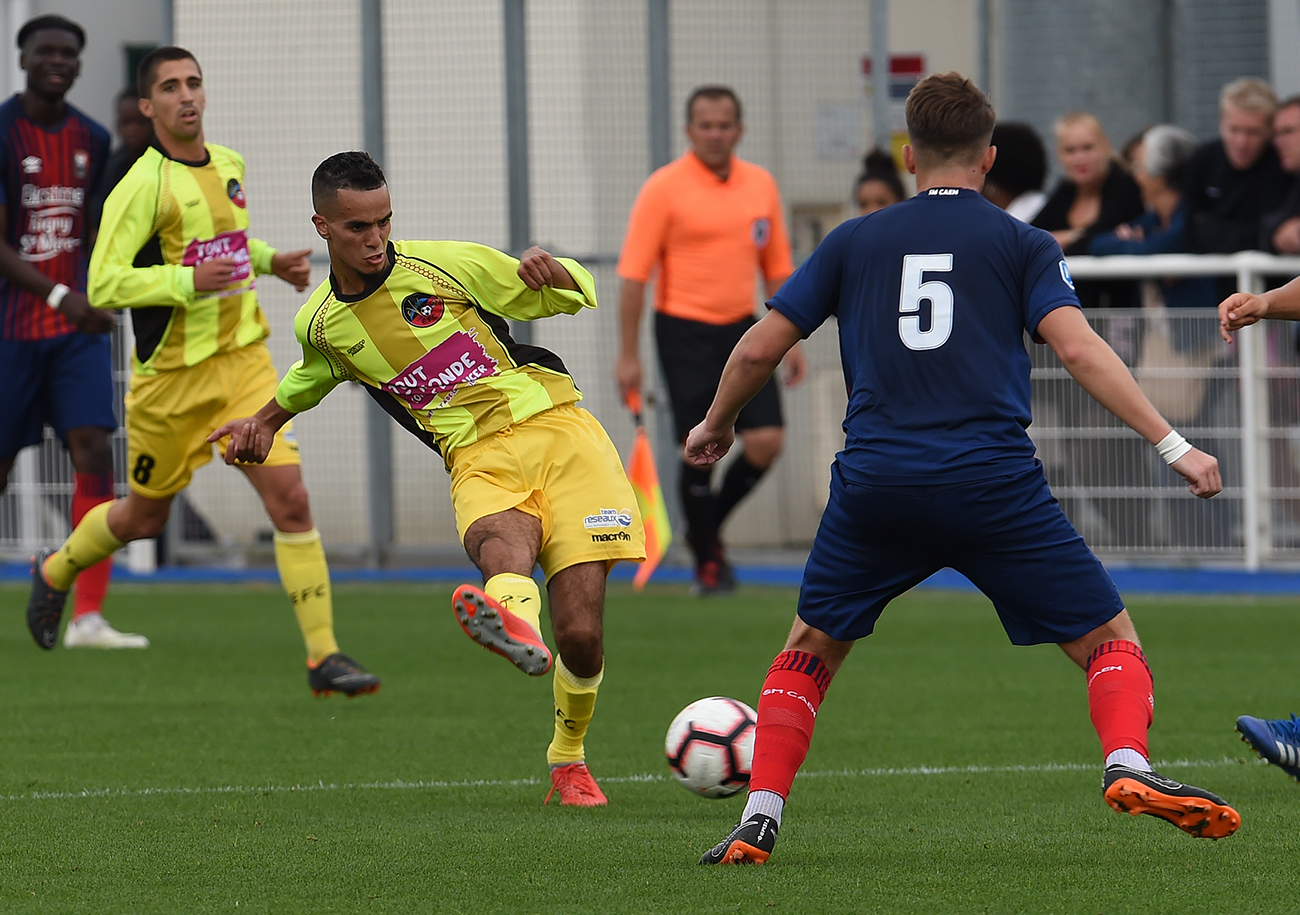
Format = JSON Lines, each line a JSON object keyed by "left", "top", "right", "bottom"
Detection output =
{"left": 0, "top": 580, "right": 1297, "bottom": 913}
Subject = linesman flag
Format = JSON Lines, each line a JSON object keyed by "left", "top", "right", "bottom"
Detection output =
{"left": 626, "top": 390, "right": 672, "bottom": 590}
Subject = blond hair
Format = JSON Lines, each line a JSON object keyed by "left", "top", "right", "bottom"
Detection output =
{"left": 1220, "top": 77, "right": 1277, "bottom": 117}
{"left": 1053, "top": 111, "right": 1108, "bottom": 145}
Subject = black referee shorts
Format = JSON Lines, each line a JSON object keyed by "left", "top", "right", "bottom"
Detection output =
{"left": 654, "top": 311, "right": 785, "bottom": 442}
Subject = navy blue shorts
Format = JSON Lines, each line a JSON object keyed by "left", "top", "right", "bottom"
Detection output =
{"left": 798, "top": 461, "right": 1124, "bottom": 646}
{"left": 654, "top": 312, "right": 784, "bottom": 442}
{"left": 0, "top": 334, "right": 116, "bottom": 459}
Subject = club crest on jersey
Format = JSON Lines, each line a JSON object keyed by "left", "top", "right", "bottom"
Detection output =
{"left": 1059, "top": 259, "right": 1075, "bottom": 290}
{"left": 227, "top": 178, "right": 246, "bottom": 208}
{"left": 401, "top": 293, "right": 445, "bottom": 328}
{"left": 751, "top": 217, "right": 771, "bottom": 247}
{"left": 73, "top": 150, "right": 89, "bottom": 179}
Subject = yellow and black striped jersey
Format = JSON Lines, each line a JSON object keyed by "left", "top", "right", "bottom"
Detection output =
{"left": 276, "top": 240, "right": 596, "bottom": 463}
{"left": 88, "top": 141, "right": 276, "bottom": 375}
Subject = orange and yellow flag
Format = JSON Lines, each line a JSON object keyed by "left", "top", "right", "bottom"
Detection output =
{"left": 626, "top": 391, "right": 672, "bottom": 590}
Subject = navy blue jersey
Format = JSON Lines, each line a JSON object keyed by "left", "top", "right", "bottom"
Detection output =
{"left": 771, "top": 187, "right": 1078, "bottom": 485}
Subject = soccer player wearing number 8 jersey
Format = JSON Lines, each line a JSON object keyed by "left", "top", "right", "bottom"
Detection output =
{"left": 690, "top": 72, "right": 1239, "bottom": 865}
{"left": 24, "top": 47, "right": 379, "bottom": 698}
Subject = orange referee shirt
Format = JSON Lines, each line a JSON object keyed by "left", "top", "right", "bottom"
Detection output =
{"left": 617, "top": 150, "right": 793, "bottom": 326}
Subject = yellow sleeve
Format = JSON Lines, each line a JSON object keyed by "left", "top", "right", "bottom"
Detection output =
{"left": 87, "top": 156, "right": 196, "bottom": 309}
{"left": 249, "top": 238, "right": 276, "bottom": 276}
{"left": 274, "top": 291, "right": 345, "bottom": 414}
{"left": 413, "top": 240, "right": 596, "bottom": 321}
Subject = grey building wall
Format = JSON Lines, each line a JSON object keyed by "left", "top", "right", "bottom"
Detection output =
{"left": 994, "top": 0, "right": 1269, "bottom": 170}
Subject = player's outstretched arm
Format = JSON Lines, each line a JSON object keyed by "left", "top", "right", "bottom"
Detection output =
{"left": 207, "top": 398, "right": 297, "bottom": 465}
{"left": 1036, "top": 304, "right": 1221, "bottom": 499}
{"left": 685, "top": 309, "right": 804, "bottom": 466}
{"left": 1218, "top": 277, "right": 1300, "bottom": 341}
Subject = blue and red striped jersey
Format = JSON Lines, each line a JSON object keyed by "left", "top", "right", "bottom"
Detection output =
{"left": 0, "top": 93, "right": 109, "bottom": 340}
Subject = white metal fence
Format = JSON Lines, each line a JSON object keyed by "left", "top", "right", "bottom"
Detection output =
{"left": 5, "top": 254, "right": 1300, "bottom": 571}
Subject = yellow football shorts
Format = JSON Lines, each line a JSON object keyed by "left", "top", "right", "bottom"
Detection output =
{"left": 124, "top": 341, "right": 299, "bottom": 499}
{"left": 449, "top": 403, "right": 646, "bottom": 579}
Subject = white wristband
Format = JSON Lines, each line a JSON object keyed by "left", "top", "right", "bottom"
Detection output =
{"left": 45, "top": 283, "right": 69, "bottom": 310}
{"left": 1155, "top": 430, "right": 1193, "bottom": 465}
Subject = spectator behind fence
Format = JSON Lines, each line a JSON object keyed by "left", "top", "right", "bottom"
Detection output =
{"left": 982, "top": 121, "right": 1048, "bottom": 222}
{"left": 1259, "top": 96, "right": 1300, "bottom": 254}
{"left": 1033, "top": 111, "right": 1143, "bottom": 308}
{"left": 103, "top": 87, "right": 152, "bottom": 193}
{"left": 1089, "top": 125, "right": 1216, "bottom": 310}
{"left": 89, "top": 85, "right": 154, "bottom": 231}
{"left": 853, "top": 147, "right": 906, "bottom": 215}
{"left": 1185, "top": 77, "right": 1292, "bottom": 253}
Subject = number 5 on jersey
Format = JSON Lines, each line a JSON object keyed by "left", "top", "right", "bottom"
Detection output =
{"left": 898, "top": 253, "right": 954, "bottom": 351}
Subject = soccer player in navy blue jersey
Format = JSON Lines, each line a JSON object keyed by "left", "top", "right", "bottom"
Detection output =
{"left": 0, "top": 15, "right": 146, "bottom": 648}
{"left": 691, "top": 72, "right": 1240, "bottom": 865}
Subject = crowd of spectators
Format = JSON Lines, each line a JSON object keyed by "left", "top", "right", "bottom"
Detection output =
{"left": 979, "top": 76, "right": 1298, "bottom": 274}
{"left": 955, "top": 76, "right": 1300, "bottom": 552}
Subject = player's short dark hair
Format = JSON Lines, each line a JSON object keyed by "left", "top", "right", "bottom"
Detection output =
{"left": 854, "top": 147, "right": 906, "bottom": 202}
{"left": 312, "top": 151, "right": 387, "bottom": 212}
{"left": 1278, "top": 94, "right": 1300, "bottom": 114}
{"left": 17, "top": 14, "right": 85, "bottom": 51}
{"left": 905, "top": 72, "right": 995, "bottom": 167}
{"left": 137, "top": 46, "right": 200, "bottom": 99}
{"left": 986, "top": 122, "right": 1047, "bottom": 196}
{"left": 685, "top": 85, "right": 742, "bottom": 125}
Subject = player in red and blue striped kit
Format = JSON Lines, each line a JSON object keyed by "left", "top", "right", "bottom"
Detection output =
{"left": 0, "top": 14, "right": 145, "bottom": 649}
{"left": 689, "top": 73, "right": 1241, "bottom": 864}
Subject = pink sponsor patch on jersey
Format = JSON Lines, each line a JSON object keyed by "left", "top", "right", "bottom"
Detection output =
{"left": 380, "top": 330, "right": 499, "bottom": 409}
{"left": 183, "top": 228, "right": 252, "bottom": 284}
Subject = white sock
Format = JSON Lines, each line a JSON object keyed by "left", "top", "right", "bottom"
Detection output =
{"left": 1105, "top": 747, "right": 1152, "bottom": 772}
{"left": 741, "top": 788, "right": 785, "bottom": 827}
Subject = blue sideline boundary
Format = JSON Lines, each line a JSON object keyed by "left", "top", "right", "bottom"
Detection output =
{"left": 3, "top": 561, "right": 1300, "bottom": 595}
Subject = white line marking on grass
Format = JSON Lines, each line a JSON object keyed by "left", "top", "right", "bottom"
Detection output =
{"left": 0, "top": 757, "right": 1252, "bottom": 803}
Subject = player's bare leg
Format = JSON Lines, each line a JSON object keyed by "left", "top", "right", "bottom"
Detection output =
{"left": 542, "top": 560, "right": 608, "bottom": 805}
{"left": 1062, "top": 610, "right": 1239, "bottom": 839}
{"left": 242, "top": 463, "right": 379, "bottom": 697}
{"left": 454, "top": 509, "right": 552, "bottom": 675}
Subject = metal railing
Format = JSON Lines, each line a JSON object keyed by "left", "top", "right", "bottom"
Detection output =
{"left": 6, "top": 251, "right": 1300, "bottom": 572}
{"left": 1063, "top": 252, "right": 1300, "bottom": 569}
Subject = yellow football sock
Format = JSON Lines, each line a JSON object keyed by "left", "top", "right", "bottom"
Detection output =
{"left": 484, "top": 572, "right": 543, "bottom": 634}
{"left": 274, "top": 527, "right": 339, "bottom": 664}
{"left": 547, "top": 657, "right": 604, "bottom": 765}
{"left": 45, "top": 501, "right": 123, "bottom": 591}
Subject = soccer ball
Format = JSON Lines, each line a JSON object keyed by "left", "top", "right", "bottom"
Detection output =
{"left": 664, "top": 696, "right": 757, "bottom": 798}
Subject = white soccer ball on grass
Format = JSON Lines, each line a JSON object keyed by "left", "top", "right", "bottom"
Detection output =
{"left": 664, "top": 696, "right": 757, "bottom": 798}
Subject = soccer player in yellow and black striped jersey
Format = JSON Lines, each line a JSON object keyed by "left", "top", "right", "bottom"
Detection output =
{"left": 211, "top": 151, "right": 646, "bottom": 805}
{"left": 24, "top": 47, "right": 380, "bottom": 698}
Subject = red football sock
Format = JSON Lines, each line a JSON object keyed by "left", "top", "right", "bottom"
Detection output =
{"left": 1085, "top": 639, "right": 1153, "bottom": 760}
{"left": 71, "top": 473, "right": 114, "bottom": 620}
{"left": 748, "top": 650, "right": 834, "bottom": 799}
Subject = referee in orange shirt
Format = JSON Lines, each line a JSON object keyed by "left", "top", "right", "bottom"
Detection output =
{"left": 616, "top": 85, "right": 805, "bottom": 595}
